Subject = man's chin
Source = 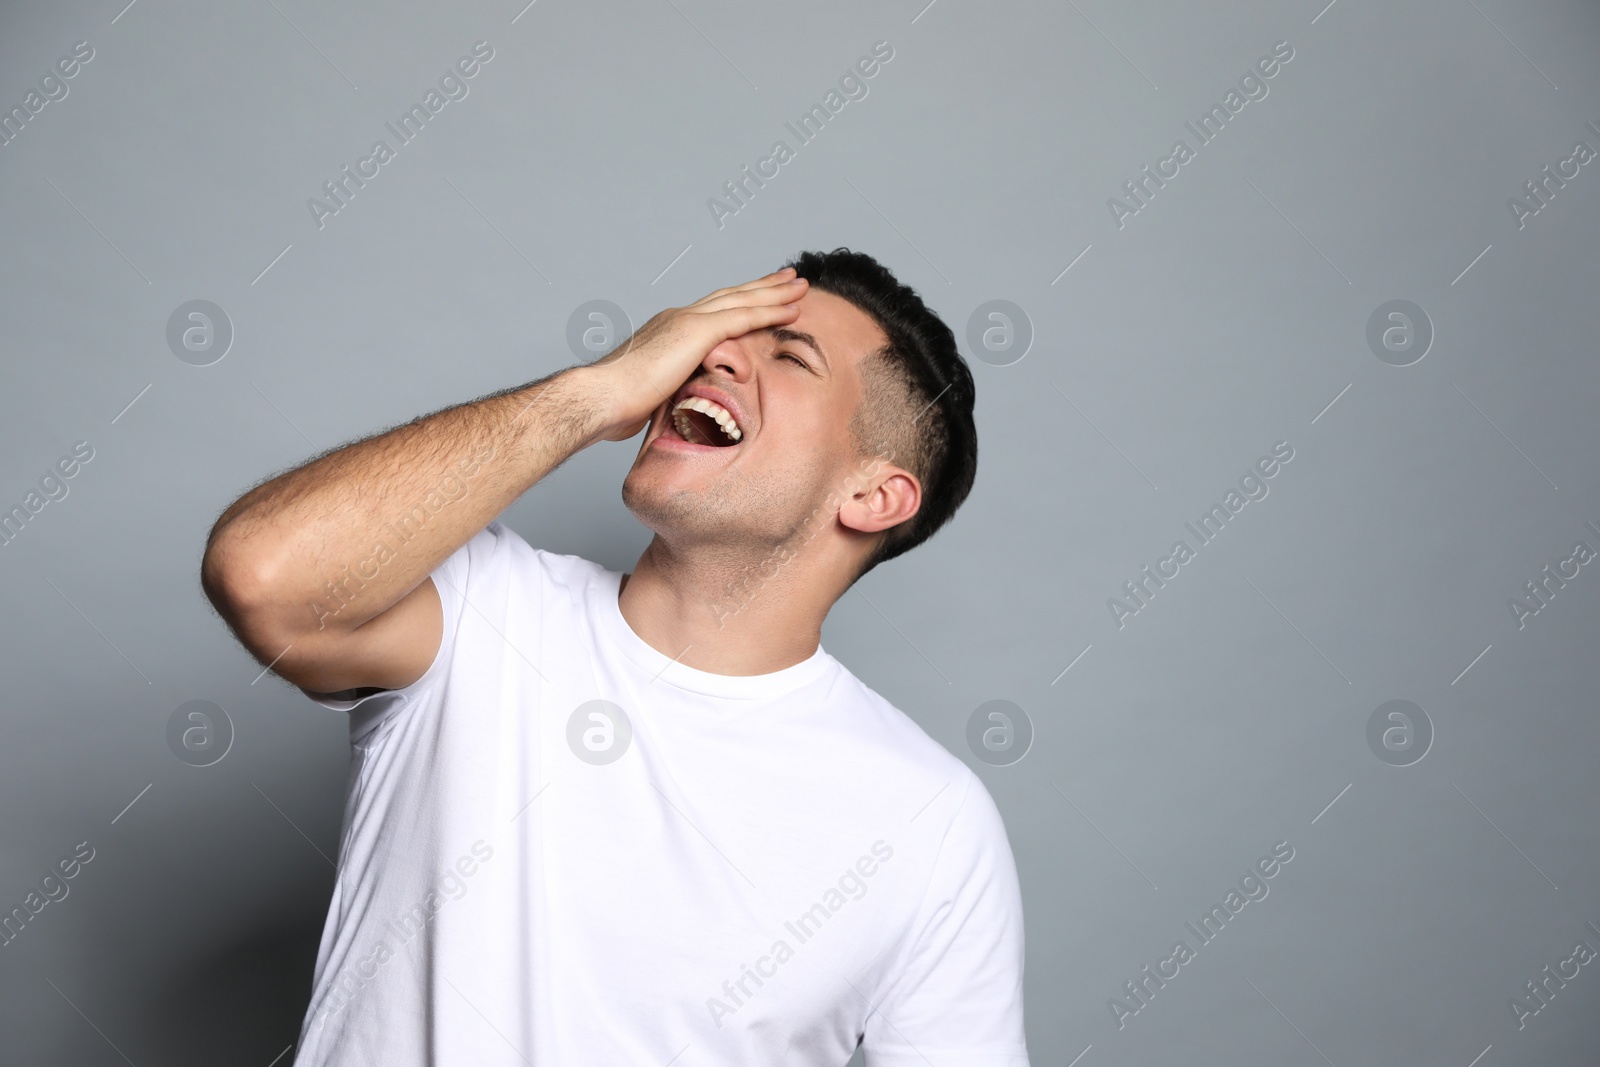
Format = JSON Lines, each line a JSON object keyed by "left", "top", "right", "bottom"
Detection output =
{"left": 620, "top": 476, "right": 706, "bottom": 532}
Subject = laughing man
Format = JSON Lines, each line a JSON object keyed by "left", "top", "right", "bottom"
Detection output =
{"left": 201, "top": 248, "right": 1030, "bottom": 1065}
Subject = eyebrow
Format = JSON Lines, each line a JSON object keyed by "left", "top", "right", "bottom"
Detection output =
{"left": 769, "top": 326, "right": 830, "bottom": 372}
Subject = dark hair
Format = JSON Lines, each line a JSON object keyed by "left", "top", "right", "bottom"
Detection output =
{"left": 781, "top": 247, "right": 978, "bottom": 581}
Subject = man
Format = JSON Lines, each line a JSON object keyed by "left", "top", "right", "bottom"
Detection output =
{"left": 201, "top": 248, "right": 1029, "bottom": 1065}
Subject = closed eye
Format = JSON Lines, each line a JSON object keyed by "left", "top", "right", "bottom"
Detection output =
{"left": 778, "top": 351, "right": 808, "bottom": 367}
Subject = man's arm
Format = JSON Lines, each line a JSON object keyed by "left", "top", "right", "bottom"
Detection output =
{"left": 863, "top": 771, "right": 1029, "bottom": 1065}
{"left": 199, "top": 268, "right": 808, "bottom": 696}
{"left": 199, "top": 366, "right": 610, "bottom": 695}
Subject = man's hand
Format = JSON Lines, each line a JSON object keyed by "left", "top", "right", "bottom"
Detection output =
{"left": 587, "top": 267, "right": 808, "bottom": 442}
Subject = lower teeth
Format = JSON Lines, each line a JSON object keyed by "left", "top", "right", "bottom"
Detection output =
{"left": 676, "top": 413, "right": 733, "bottom": 444}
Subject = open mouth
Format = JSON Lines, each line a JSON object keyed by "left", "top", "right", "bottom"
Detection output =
{"left": 670, "top": 396, "right": 743, "bottom": 447}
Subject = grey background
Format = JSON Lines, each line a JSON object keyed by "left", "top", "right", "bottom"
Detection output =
{"left": 2, "top": 0, "right": 1597, "bottom": 1063}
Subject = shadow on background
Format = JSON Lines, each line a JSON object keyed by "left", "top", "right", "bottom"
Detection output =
{"left": 151, "top": 910, "right": 321, "bottom": 1065}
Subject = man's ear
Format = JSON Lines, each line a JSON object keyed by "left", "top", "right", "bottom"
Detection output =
{"left": 837, "top": 463, "right": 920, "bottom": 536}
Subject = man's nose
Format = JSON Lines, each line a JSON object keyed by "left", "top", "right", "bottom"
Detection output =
{"left": 701, "top": 334, "right": 755, "bottom": 381}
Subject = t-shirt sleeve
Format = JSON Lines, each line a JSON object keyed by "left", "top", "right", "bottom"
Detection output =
{"left": 863, "top": 770, "right": 1030, "bottom": 1066}
{"left": 297, "top": 523, "right": 486, "bottom": 734}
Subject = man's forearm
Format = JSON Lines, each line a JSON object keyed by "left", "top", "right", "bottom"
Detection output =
{"left": 202, "top": 365, "right": 608, "bottom": 637}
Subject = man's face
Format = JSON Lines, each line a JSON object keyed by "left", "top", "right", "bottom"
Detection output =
{"left": 620, "top": 287, "right": 891, "bottom": 554}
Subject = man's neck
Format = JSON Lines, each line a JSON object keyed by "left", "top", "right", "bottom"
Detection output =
{"left": 616, "top": 538, "right": 832, "bottom": 676}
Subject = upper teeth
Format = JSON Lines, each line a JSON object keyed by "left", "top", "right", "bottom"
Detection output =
{"left": 672, "top": 396, "right": 742, "bottom": 442}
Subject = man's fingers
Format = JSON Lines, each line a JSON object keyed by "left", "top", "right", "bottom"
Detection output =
{"left": 687, "top": 300, "right": 804, "bottom": 346}
{"left": 685, "top": 277, "right": 792, "bottom": 311}
{"left": 699, "top": 266, "right": 795, "bottom": 302}
{"left": 687, "top": 266, "right": 798, "bottom": 308}
{"left": 690, "top": 277, "right": 808, "bottom": 316}
{"left": 602, "top": 281, "right": 803, "bottom": 369}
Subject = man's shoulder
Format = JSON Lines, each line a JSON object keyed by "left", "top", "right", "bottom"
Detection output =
{"left": 820, "top": 663, "right": 981, "bottom": 794}
{"left": 819, "top": 671, "right": 1016, "bottom": 898}
{"left": 837, "top": 676, "right": 1018, "bottom": 862}
{"left": 463, "top": 521, "right": 614, "bottom": 588}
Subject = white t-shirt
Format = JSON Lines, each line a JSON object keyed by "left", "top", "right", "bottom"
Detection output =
{"left": 291, "top": 521, "right": 1028, "bottom": 1067}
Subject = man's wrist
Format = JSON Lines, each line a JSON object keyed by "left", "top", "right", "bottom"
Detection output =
{"left": 555, "top": 362, "right": 635, "bottom": 445}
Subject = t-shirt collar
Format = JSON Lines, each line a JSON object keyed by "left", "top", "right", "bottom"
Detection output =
{"left": 590, "top": 568, "right": 834, "bottom": 699}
